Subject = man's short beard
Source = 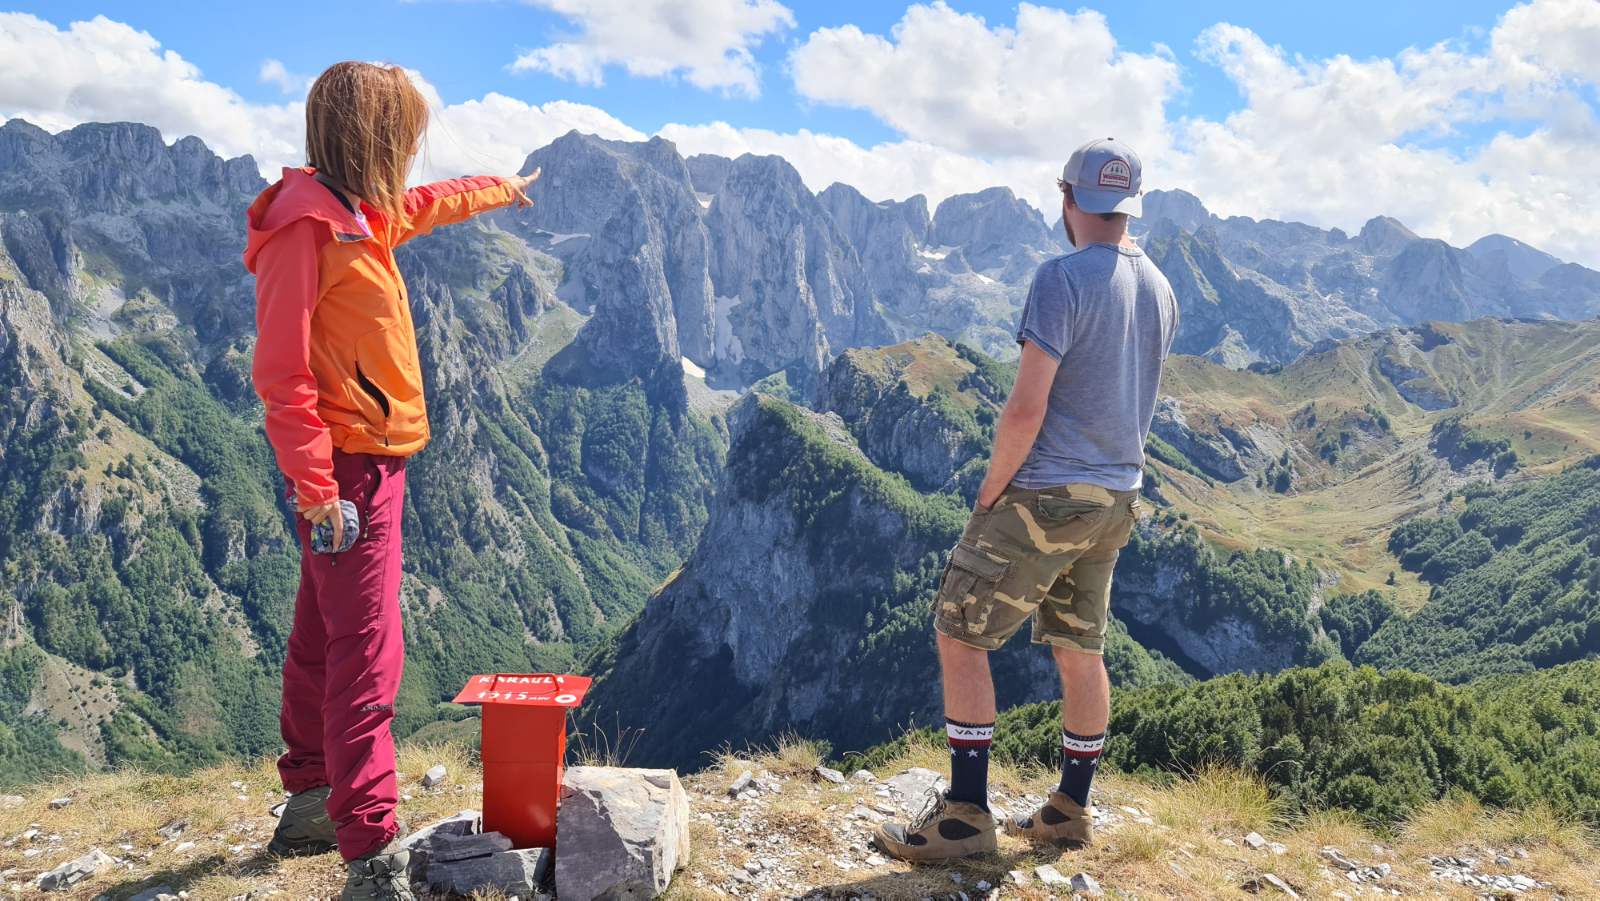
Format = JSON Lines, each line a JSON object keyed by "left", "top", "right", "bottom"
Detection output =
{"left": 1063, "top": 215, "right": 1079, "bottom": 249}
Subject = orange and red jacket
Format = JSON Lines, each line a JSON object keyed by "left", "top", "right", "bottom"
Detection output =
{"left": 243, "top": 167, "right": 517, "bottom": 508}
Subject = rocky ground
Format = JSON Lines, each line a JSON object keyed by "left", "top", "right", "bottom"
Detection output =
{"left": 671, "top": 737, "right": 1596, "bottom": 901}
{"left": 1, "top": 736, "right": 1597, "bottom": 899}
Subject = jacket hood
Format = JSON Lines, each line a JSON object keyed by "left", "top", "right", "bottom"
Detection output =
{"left": 243, "top": 167, "right": 373, "bottom": 273}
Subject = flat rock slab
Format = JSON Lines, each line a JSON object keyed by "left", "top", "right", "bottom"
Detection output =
{"left": 430, "top": 831, "right": 513, "bottom": 863}
{"left": 398, "top": 809, "right": 481, "bottom": 852}
{"left": 426, "top": 847, "right": 549, "bottom": 897}
{"left": 556, "top": 766, "right": 691, "bottom": 901}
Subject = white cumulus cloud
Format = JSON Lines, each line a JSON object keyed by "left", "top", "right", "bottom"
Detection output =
{"left": 789, "top": 2, "right": 1181, "bottom": 164}
{"left": 1492, "top": 0, "right": 1600, "bottom": 87}
{"left": 510, "top": 0, "right": 794, "bottom": 98}
{"left": 1164, "top": 1, "right": 1600, "bottom": 266}
{"left": 258, "top": 59, "right": 311, "bottom": 96}
{"left": 0, "top": 13, "right": 303, "bottom": 169}
{"left": 409, "top": 78, "right": 644, "bottom": 180}
{"left": 0, "top": 12, "right": 642, "bottom": 183}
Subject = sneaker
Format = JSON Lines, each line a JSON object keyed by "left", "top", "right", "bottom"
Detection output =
{"left": 341, "top": 841, "right": 415, "bottom": 901}
{"left": 267, "top": 785, "right": 337, "bottom": 857}
{"left": 1003, "top": 789, "right": 1093, "bottom": 849}
{"left": 873, "top": 790, "right": 998, "bottom": 862}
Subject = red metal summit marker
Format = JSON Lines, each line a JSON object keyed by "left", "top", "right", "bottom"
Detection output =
{"left": 452, "top": 673, "right": 592, "bottom": 849}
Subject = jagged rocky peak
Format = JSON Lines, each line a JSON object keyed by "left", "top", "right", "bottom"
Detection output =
{"left": 1357, "top": 215, "right": 1421, "bottom": 257}
{"left": 509, "top": 129, "right": 713, "bottom": 368}
{"left": 686, "top": 153, "right": 732, "bottom": 196}
{"left": 1381, "top": 239, "right": 1475, "bottom": 323}
{"left": 716, "top": 152, "right": 814, "bottom": 207}
{"left": 702, "top": 153, "right": 887, "bottom": 387}
{"left": 930, "top": 186, "right": 1058, "bottom": 254}
{"left": 515, "top": 130, "right": 698, "bottom": 234}
{"left": 815, "top": 183, "right": 933, "bottom": 319}
{"left": 927, "top": 186, "right": 1064, "bottom": 278}
{"left": 1466, "top": 233, "right": 1564, "bottom": 283}
{"left": 817, "top": 183, "right": 930, "bottom": 248}
{"left": 1139, "top": 188, "right": 1215, "bottom": 233}
{"left": 0, "top": 119, "right": 262, "bottom": 212}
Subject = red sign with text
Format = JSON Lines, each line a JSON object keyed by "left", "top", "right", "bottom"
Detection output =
{"left": 453, "top": 674, "right": 591, "bottom": 849}
{"left": 451, "top": 673, "right": 592, "bottom": 708}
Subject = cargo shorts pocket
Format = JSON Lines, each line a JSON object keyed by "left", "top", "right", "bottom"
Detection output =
{"left": 935, "top": 541, "right": 1011, "bottom": 635}
{"left": 1035, "top": 495, "right": 1112, "bottom": 523}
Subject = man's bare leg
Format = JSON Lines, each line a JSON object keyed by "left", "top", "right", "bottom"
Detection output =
{"left": 937, "top": 631, "right": 997, "bottom": 809}
{"left": 1053, "top": 644, "right": 1109, "bottom": 808}
{"left": 1054, "top": 644, "right": 1109, "bottom": 734}
{"left": 939, "top": 631, "right": 996, "bottom": 723}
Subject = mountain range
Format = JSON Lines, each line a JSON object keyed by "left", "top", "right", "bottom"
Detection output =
{"left": 1, "top": 117, "right": 1598, "bottom": 786}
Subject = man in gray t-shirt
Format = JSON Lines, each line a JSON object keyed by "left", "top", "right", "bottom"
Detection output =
{"left": 877, "top": 139, "right": 1179, "bottom": 863}
{"left": 1013, "top": 231, "right": 1178, "bottom": 490}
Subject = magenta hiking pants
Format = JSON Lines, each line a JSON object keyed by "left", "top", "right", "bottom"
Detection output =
{"left": 278, "top": 450, "right": 407, "bottom": 861}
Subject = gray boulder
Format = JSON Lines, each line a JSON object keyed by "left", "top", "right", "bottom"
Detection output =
{"left": 556, "top": 766, "right": 691, "bottom": 900}
{"left": 37, "top": 848, "right": 114, "bottom": 892}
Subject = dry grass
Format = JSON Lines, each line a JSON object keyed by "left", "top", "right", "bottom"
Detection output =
{"left": 1145, "top": 765, "right": 1283, "bottom": 837}
{"left": 569, "top": 719, "right": 648, "bottom": 768}
{"left": 0, "top": 746, "right": 488, "bottom": 900}
{"left": 709, "top": 732, "right": 827, "bottom": 779}
{"left": 8, "top": 748, "right": 1600, "bottom": 900}
{"left": 1402, "top": 793, "right": 1592, "bottom": 853}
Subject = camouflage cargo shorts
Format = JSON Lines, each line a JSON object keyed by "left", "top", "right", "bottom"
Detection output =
{"left": 932, "top": 483, "right": 1141, "bottom": 654}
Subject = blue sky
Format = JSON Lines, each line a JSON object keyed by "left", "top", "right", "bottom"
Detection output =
{"left": 3, "top": 1, "right": 1597, "bottom": 264}
{"left": 11, "top": 0, "right": 1521, "bottom": 149}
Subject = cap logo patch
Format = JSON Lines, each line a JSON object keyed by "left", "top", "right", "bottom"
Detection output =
{"left": 1098, "top": 159, "right": 1132, "bottom": 190}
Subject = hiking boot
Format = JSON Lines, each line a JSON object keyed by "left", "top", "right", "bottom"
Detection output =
{"left": 268, "top": 785, "right": 337, "bottom": 857}
{"left": 873, "top": 791, "right": 997, "bottom": 862}
{"left": 1003, "top": 789, "right": 1093, "bottom": 848}
{"left": 341, "top": 841, "right": 415, "bottom": 901}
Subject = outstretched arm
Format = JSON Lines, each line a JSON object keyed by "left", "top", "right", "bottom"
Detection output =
{"left": 389, "top": 168, "right": 540, "bottom": 246}
{"left": 975, "top": 340, "right": 1060, "bottom": 509}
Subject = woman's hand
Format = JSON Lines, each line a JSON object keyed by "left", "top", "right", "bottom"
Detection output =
{"left": 299, "top": 497, "right": 344, "bottom": 551}
{"left": 505, "top": 168, "right": 541, "bottom": 208}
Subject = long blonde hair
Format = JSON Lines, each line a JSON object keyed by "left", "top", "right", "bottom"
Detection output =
{"left": 305, "top": 62, "right": 428, "bottom": 220}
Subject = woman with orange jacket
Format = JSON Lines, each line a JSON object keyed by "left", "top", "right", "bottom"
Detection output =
{"left": 242, "top": 61, "right": 537, "bottom": 901}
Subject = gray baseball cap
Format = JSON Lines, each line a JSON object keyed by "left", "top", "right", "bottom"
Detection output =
{"left": 1061, "top": 138, "right": 1142, "bottom": 217}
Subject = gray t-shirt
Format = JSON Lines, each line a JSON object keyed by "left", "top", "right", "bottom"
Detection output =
{"left": 1013, "top": 243, "right": 1178, "bottom": 491}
